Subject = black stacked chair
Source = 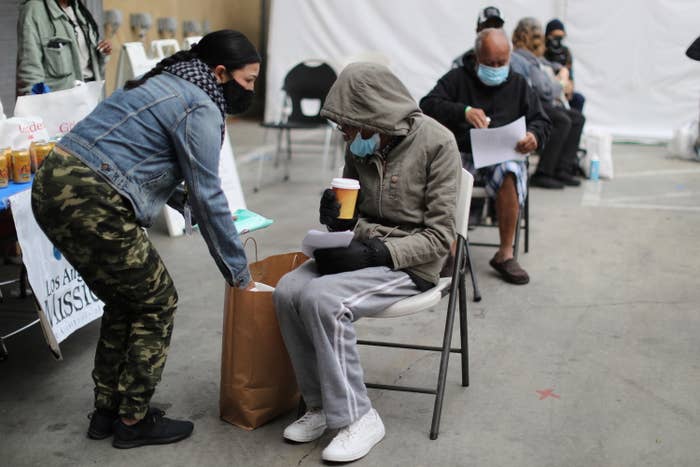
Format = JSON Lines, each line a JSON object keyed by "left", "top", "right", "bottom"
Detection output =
{"left": 257, "top": 61, "right": 338, "bottom": 191}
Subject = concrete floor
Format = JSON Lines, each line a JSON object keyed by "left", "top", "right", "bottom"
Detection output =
{"left": 1, "top": 121, "right": 699, "bottom": 467}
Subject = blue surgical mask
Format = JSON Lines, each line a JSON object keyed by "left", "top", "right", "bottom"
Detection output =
{"left": 477, "top": 64, "right": 509, "bottom": 86}
{"left": 349, "top": 132, "right": 380, "bottom": 158}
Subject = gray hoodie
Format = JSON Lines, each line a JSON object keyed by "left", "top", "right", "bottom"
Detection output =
{"left": 321, "top": 63, "right": 460, "bottom": 285}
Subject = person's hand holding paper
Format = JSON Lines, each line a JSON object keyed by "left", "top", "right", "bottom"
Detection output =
{"left": 515, "top": 131, "right": 538, "bottom": 154}
{"left": 470, "top": 116, "right": 536, "bottom": 168}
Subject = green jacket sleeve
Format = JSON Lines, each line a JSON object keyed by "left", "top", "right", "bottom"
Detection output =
{"left": 16, "top": 3, "right": 47, "bottom": 96}
{"left": 384, "top": 135, "right": 460, "bottom": 269}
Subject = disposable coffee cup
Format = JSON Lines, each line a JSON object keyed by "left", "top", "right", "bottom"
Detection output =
{"left": 331, "top": 178, "right": 360, "bottom": 219}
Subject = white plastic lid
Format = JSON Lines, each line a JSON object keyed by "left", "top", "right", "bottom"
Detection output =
{"left": 331, "top": 178, "right": 360, "bottom": 190}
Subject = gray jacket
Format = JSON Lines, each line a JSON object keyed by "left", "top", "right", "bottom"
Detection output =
{"left": 511, "top": 48, "right": 564, "bottom": 107}
{"left": 17, "top": 0, "right": 105, "bottom": 95}
{"left": 320, "top": 63, "right": 461, "bottom": 285}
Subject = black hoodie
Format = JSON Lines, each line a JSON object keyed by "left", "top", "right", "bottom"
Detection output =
{"left": 420, "top": 60, "right": 551, "bottom": 165}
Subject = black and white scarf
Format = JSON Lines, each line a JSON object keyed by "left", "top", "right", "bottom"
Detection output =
{"left": 165, "top": 58, "right": 226, "bottom": 144}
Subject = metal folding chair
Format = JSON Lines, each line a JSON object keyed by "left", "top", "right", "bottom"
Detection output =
{"left": 356, "top": 168, "right": 475, "bottom": 440}
{"left": 257, "top": 61, "right": 338, "bottom": 191}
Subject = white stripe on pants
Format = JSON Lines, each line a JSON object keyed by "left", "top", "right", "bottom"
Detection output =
{"left": 273, "top": 260, "right": 419, "bottom": 429}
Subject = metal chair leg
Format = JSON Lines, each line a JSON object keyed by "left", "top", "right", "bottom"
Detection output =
{"left": 513, "top": 204, "right": 523, "bottom": 262}
{"left": 429, "top": 239, "right": 463, "bottom": 440}
{"left": 524, "top": 191, "right": 530, "bottom": 253}
{"left": 465, "top": 239, "right": 481, "bottom": 302}
{"left": 273, "top": 128, "right": 283, "bottom": 168}
{"left": 256, "top": 129, "right": 281, "bottom": 192}
{"left": 458, "top": 267, "right": 469, "bottom": 387}
{"left": 283, "top": 128, "right": 292, "bottom": 181}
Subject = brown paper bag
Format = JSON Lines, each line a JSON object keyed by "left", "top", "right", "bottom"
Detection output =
{"left": 219, "top": 252, "right": 307, "bottom": 430}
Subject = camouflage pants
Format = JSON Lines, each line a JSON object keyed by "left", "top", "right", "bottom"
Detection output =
{"left": 31, "top": 148, "right": 178, "bottom": 420}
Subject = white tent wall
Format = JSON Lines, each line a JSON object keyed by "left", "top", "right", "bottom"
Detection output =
{"left": 568, "top": 0, "right": 700, "bottom": 140}
{"left": 265, "top": 0, "right": 700, "bottom": 142}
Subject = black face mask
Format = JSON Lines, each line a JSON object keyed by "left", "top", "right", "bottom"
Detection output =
{"left": 546, "top": 37, "right": 564, "bottom": 51}
{"left": 222, "top": 79, "right": 254, "bottom": 115}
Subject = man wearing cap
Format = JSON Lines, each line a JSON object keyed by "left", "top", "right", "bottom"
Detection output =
{"left": 452, "top": 6, "right": 505, "bottom": 69}
{"left": 544, "top": 19, "right": 586, "bottom": 112}
{"left": 421, "top": 28, "right": 551, "bottom": 285}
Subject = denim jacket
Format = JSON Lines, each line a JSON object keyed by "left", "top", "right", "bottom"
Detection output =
{"left": 58, "top": 72, "right": 251, "bottom": 288}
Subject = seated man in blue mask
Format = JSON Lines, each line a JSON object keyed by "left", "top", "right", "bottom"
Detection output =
{"left": 421, "top": 28, "right": 551, "bottom": 285}
{"left": 274, "top": 62, "right": 460, "bottom": 463}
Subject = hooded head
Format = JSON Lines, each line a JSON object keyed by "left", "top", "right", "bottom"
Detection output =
{"left": 320, "top": 62, "right": 421, "bottom": 137}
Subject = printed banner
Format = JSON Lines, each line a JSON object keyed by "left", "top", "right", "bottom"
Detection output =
{"left": 10, "top": 190, "right": 104, "bottom": 347}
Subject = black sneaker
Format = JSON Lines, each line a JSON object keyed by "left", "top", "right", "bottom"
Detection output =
{"left": 87, "top": 408, "right": 118, "bottom": 440}
{"left": 555, "top": 171, "right": 581, "bottom": 187}
{"left": 530, "top": 173, "right": 565, "bottom": 189}
{"left": 112, "top": 409, "right": 194, "bottom": 449}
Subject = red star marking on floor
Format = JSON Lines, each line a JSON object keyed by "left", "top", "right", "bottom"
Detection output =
{"left": 536, "top": 389, "right": 560, "bottom": 400}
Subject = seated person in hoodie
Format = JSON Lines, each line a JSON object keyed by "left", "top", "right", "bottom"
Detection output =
{"left": 511, "top": 17, "right": 585, "bottom": 188}
{"left": 421, "top": 28, "right": 551, "bottom": 285}
{"left": 273, "top": 62, "right": 460, "bottom": 463}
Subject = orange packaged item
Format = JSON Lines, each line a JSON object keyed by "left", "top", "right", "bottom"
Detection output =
{"left": 0, "top": 148, "right": 10, "bottom": 188}
{"left": 11, "top": 149, "right": 32, "bottom": 183}
{"left": 30, "top": 140, "right": 54, "bottom": 172}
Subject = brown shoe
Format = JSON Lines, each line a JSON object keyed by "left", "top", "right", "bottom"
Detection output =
{"left": 489, "top": 256, "right": 530, "bottom": 284}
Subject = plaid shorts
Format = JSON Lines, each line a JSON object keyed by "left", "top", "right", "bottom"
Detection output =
{"left": 461, "top": 153, "right": 528, "bottom": 205}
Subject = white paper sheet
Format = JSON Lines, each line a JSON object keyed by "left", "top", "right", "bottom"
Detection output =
{"left": 469, "top": 116, "right": 527, "bottom": 169}
{"left": 301, "top": 229, "right": 354, "bottom": 257}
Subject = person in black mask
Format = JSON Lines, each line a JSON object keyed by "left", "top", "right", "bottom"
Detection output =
{"left": 544, "top": 19, "right": 586, "bottom": 112}
{"left": 31, "top": 30, "right": 260, "bottom": 449}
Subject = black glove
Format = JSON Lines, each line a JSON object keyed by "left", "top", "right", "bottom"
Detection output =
{"left": 319, "top": 189, "right": 356, "bottom": 232}
{"left": 314, "top": 238, "right": 393, "bottom": 275}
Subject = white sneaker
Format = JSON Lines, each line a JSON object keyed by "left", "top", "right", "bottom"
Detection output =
{"left": 321, "top": 409, "right": 386, "bottom": 463}
{"left": 283, "top": 408, "right": 327, "bottom": 442}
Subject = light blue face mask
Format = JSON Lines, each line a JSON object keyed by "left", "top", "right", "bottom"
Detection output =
{"left": 349, "top": 132, "right": 380, "bottom": 158}
{"left": 477, "top": 64, "right": 510, "bottom": 86}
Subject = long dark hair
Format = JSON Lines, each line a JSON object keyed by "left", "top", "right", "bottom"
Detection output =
{"left": 124, "top": 29, "right": 261, "bottom": 90}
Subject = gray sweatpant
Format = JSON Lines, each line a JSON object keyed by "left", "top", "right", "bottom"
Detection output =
{"left": 273, "top": 260, "right": 419, "bottom": 429}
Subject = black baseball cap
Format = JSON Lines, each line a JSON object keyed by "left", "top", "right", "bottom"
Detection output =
{"left": 477, "top": 6, "right": 505, "bottom": 29}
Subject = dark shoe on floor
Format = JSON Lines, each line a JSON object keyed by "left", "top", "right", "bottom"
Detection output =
{"left": 555, "top": 171, "right": 581, "bottom": 186}
{"left": 530, "top": 173, "right": 564, "bottom": 189}
{"left": 112, "top": 409, "right": 194, "bottom": 449}
{"left": 87, "top": 408, "right": 119, "bottom": 440}
{"left": 489, "top": 256, "right": 530, "bottom": 285}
